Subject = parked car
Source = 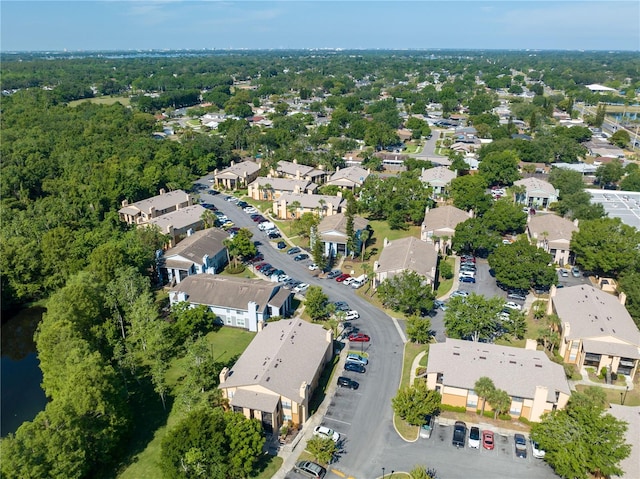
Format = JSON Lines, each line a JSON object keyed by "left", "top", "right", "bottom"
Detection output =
{"left": 294, "top": 283, "right": 310, "bottom": 293}
{"left": 531, "top": 439, "right": 546, "bottom": 459}
{"left": 343, "top": 277, "right": 355, "bottom": 286}
{"left": 420, "top": 414, "right": 435, "bottom": 439}
{"left": 468, "top": 426, "right": 481, "bottom": 449}
{"left": 433, "top": 299, "right": 447, "bottom": 311}
{"left": 482, "top": 430, "right": 494, "bottom": 450}
{"left": 333, "top": 301, "right": 350, "bottom": 312}
{"left": 287, "top": 247, "right": 301, "bottom": 255}
{"left": 268, "top": 231, "right": 281, "bottom": 239}
{"left": 344, "top": 362, "right": 366, "bottom": 373}
{"left": 452, "top": 421, "right": 467, "bottom": 448}
{"left": 337, "top": 376, "right": 359, "bottom": 389}
{"left": 326, "top": 270, "right": 341, "bottom": 279}
{"left": 277, "top": 274, "right": 289, "bottom": 283}
{"left": 571, "top": 266, "right": 580, "bottom": 278}
{"left": 294, "top": 461, "right": 326, "bottom": 479}
{"left": 504, "top": 301, "right": 522, "bottom": 310}
{"left": 313, "top": 426, "right": 340, "bottom": 443}
{"left": 348, "top": 333, "right": 370, "bottom": 342}
{"left": 459, "top": 276, "right": 476, "bottom": 283}
{"left": 346, "top": 354, "right": 368, "bottom": 366}
{"left": 507, "top": 292, "right": 527, "bottom": 301}
{"left": 335, "top": 273, "right": 351, "bottom": 282}
{"left": 514, "top": 433, "right": 527, "bottom": 458}
{"left": 345, "top": 310, "right": 360, "bottom": 321}
{"left": 277, "top": 241, "right": 287, "bottom": 250}
{"left": 559, "top": 268, "right": 569, "bottom": 277}
{"left": 308, "top": 263, "right": 319, "bottom": 271}
{"left": 450, "top": 290, "right": 469, "bottom": 298}
{"left": 459, "top": 271, "right": 475, "bottom": 278}
{"left": 293, "top": 253, "right": 309, "bottom": 261}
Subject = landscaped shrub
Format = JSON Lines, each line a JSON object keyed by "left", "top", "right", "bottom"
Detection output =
{"left": 440, "top": 404, "right": 467, "bottom": 413}
{"left": 518, "top": 417, "right": 531, "bottom": 426}
{"left": 498, "top": 413, "right": 512, "bottom": 421}
{"left": 439, "top": 260, "right": 453, "bottom": 280}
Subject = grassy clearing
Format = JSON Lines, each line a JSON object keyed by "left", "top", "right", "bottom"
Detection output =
{"left": 117, "top": 327, "right": 255, "bottom": 479}
{"left": 576, "top": 383, "right": 640, "bottom": 407}
{"left": 218, "top": 265, "right": 257, "bottom": 279}
{"left": 366, "top": 220, "right": 420, "bottom": 264}
{"left": 393, "top": 342, "right": 427, "bottom": 440}
{"left": 403, "top": 143, "right": 420, "bottom": 154}
{"left": 253, "top": 456, "right": 283, "bottom": 479}
{"left": 68, "top": 96, "right": 130, "bottom": 107}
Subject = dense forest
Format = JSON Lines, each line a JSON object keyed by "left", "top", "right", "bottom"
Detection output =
{"left": 1, "top": 50, "right": 639, "bottom": 478}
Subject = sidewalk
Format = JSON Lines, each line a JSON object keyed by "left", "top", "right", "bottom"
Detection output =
{"left": 569, "top": 368, "right": 635, "bottom": 392}
{"left": 409, "top": 351, "right": 427, "bottom": 385}
{"left": 437, "top": 256, "right": 460, "bottom": 301}
{"left": 271, "top": 345, "right": 348, "bottom": 479}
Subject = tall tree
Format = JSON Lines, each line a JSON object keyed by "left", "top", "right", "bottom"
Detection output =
{"left": 305, "top": 285, "right": 329, "bottom": 321}
{"left": 392, "top": 381, "right": 441, "bottom": 426}
{"left": 444, "top": 294, "right": 504, "bottom": 342}
{"left": 488, "top": 240, "right": 556, "bottom": 291}
{"left": 377, "top": 270, "right": 435, "bottom": 316}
{"left": 406, "top": 315, "right": 432, "bottom": 344}
{"left": 478, "top": 150, "right": 521, "bottom": 186}
{"left": 474, "top": 377, "right": 496, "bottom": 416}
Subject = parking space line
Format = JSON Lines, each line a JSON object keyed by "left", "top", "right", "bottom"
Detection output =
{"left": 323, "top": 417, "right": 351, "bottom": 426}
{"left": 331, "top": 469, "right": 346, "bottom": 477}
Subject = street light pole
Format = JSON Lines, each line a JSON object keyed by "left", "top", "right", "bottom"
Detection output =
{"left": 623, "top": 386, "right": 629, "bottom": 405}
{"left": 382, "top": 467, "right": 385, "bottom": 479}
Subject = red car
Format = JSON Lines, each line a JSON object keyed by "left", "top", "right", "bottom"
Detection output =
{"left": 348, "top": 333, "right": 370, "bottom": 342}
{"left": 335, "top": 273, "right": 351, "bottom": 282}
{"left": 482, "top": 430, "right": 494, "bottom": 450}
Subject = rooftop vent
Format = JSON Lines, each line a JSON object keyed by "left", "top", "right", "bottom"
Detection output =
{"left": 509, "top": 360, "right": 517, "bottom": 364}
{"left": 266, "top": 377, "right": 270, "bottom": 382}
{"left": 535, "top": 364, "right": 542, "bottom": 368}
{"left": 479, "top": 356, "right": 487, "bottom": 360}
{"left": 453, "top": 352, "right": 460, "bottom": 356}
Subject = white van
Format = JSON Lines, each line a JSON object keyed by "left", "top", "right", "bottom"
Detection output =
{"left": 258, "top": 221, "right": 275, "bottom": 231}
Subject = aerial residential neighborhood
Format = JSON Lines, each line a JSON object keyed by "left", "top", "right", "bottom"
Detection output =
{"left": 2, "top": 33, "right": 640, "bottom": 479}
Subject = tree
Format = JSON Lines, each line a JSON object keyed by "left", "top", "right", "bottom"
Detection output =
{"left": 549, "top": 168, "right": 586, "bottom": 196}
{"left": 474, "top": 377, "right": 496, "bottom": 416}
{"left": 452, "top": 218, "right": 502, "bottom": 257}
{"left": 306, "top": 436, "right": 337, "bottom": 465}
{"left": 305, "top": 285, "right": 329, "bottom": 321}
{"left": 170, "top": 302, "right": 217, "bottom": 343}
{"left": 531, "top": 391, "right": 631, "bottom": 479}
{"left": 224, "top": 411, "right": 266, "bottom": 477}
{"left": 359, "top": 228, "right": 371, "bottom": 259}
{"left": 406, "top": 315, "right": 432, "bottom": 344}
{"left": 478, "top": 150, "right": 521, "bottom": 186}
{"left": 392, "top": 381, "right": 441, "bottom": 426}
{"left": 345, "top": 195, "right": 356, "bottom": 255}
{"left": 377, "top": 270, "right": 435, "bottom": 316}
{"left": 288, "top": 200, "right": 301, "bottom": 220}
{"left": 595, "top": 160, "right": 624, "bottom": 187}
{"left": 223, "top": 228, "right": 256, "bottom": 268}
{"left": 488, "top": 240, "right": 557, "bottom": 291}
{"left": 488, "top": 388, "right": 512, "bottom": 419}
{"left": 609, "top": 129, "right": 630, "bottom": 148}
{"left": 481, "top": 199, "right": 527, "bottom": 235}
{"left": 620, "top": 169, "right": 640, "bottom": 191}
{"left": 444, "top": 294, "right": 504, "bottom": 342}
{"left": 571, "top": 217, "right": 640, "bottom": 277}
{"left": 311, "top": 227, "right": 327, "bottom": 271}
{"left": 449, "top": 175, "right": 492, "bottom": 215}
{"left": 619, "top": 270, "right": 640, "bottom": 327}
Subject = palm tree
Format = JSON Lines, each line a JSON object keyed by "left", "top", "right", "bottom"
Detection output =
{"left": 359, "top": 228, "right": 371, "bottom": 259}
{"left": 318, "top": 198, "right": 327, "bottom": 218}
{"left": 263, "top": 182, "right": 272, "bottom": 201}
{"left": 201, "top": 210, "right": 216, "bottom": 229}
{"left": 474, "top": 376, "right": 496, "bottom": 416}
{"left": 287, "top": 200, "right": 301, "bottom": 235}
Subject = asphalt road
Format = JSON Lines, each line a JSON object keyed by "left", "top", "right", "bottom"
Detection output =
{"left": 195, "top": 178, "right": 557, "bottom": 479}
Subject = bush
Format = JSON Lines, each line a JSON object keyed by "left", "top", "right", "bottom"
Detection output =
{"left": 599, "top": 367, "right": 608, "bottom": 379}
{"left": 564, "top": 363, "right": 578, "bottom": 379}
{"left": 439, "top": 260, "right": 453, "bottom": 280}
{"left": 226, "top": 264, "right": 246, "bottom": 274}
{"left": 440, "top": 404, "right": 467, "bottom": 413}
{"left": 518, "top": 417, "right": 531, "bottom": 426}
{"left": 498, "top": 413, "right": 512, "bottom": 421}
{"left": 611, "top": 372, "right": 618, "bottom": 381}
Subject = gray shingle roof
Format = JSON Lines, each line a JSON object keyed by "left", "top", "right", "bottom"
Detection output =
{"left": 169, "top": 274, "right": 283, "bottom": 312}
{"left": 377, "top": 236, "right": 438, "bottom": 280}
{"left": 419, "top": 166, "right": 457, "bottom": 185}
{"left": 514, "top": 177, "right": 558, "bottom": 198}
{"left": 162, "top": 228, "right": 228, "bottom": 266}
{"left": 249, "top": 177, "right": 313, "bottom": 193}
{"left": 422, "top": 205, "right": 470, "bottom": 231}
{"left": 427, "top": 338, "right": 571, "bottom": 402}
{"left": 147, "top": 204, "right": 207, "bottom": 231}
{"left": 527, "top": 214, "right": 577, "bottom": 247}
{"left": 553, "top": 285, "right": 640, "bottom": 353}
{"left": 318, "top": 213, "right": 368, "bottom": 236}
{"left": 216, "top": 161, "right": 260, "bottom": 179}
{"left": 221, "top": 319, "right": 331, "bottom": 402}
{"left": 326, "top": 166, "right": 370, "bottom": 187}
{"left": 277, "top": 193, "right": 345, "bottom": 211}
{"left": 118, "top": 189, "right": 190, "bottom": 215}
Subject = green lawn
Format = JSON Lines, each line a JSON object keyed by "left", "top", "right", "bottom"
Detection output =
{"left": 68, "top": 96, "right": 130, "bottom": 107}
{"left": 117, "top": 327, "right": 255, "bottom": 479}
{"left": 576, "top": 384, "right": 640, "bottom": 407}
{"left": 366, "top": 220, "right": 420, "bottom": 263}
{"left": 435, "top": 257, "right": 455, "bottom": 298}
{"left": 393, "top": 342, "right": 427, "bottom": 440}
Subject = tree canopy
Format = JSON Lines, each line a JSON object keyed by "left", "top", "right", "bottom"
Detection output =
{"left": 377, "top": 270, "right": 435, "bottom": 316}
{"left": 488, "top": 240, "right": 557, "bottom": 290}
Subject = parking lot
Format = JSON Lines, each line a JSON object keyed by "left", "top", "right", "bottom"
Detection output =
{"left": 587, "top": 189, "right": 640, "bottom": 230}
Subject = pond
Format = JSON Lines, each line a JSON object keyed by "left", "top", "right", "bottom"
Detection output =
{"left": 1, "top": 306, "right": 47, "bottom": 437}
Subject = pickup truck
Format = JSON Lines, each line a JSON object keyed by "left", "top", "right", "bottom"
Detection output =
{"left": 452, "top": 421, "right": 467, "bottom": 448}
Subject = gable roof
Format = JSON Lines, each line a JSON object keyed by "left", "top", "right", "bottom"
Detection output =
{"left": 276, "top": 160, "right": 324, "bottom": 178}
{"left": 514, "top": 178, "right": 558, "bottom": 198}
{"left": 277, "top": 193, "right": 345, "bottom": 211}
{"left": 249, "top": 176, "right": 313, "bottom": 193}
{"left": 427, "top": 338, "right": 571, "bottom": 403}
{"left": 147, "top": 204, "right": 207, "bottom": 231}
{"left": 169, "top": 274, "right": 284, "bottom": 312}
{"left": 216, "top": 161, "right": 260, "bottom": 179}
{"left": 118, "top": 189, "right": 190, "bottom": 215}
{"left": 420, "top": 166, "right": 457, "bottom": 185}
{"left": 162, "top": 228, "right": 228, "bottom": 267}
{"left": 422, "top": 205, "right": 470, "bottom": 231}
{"left": 527, "top": 214, "right": 578, "bottom": 245}
{"left": 318, "top": 212, "right": 368, "bottom": 236}
{"left": 553, "top": 285, "right": 640, "bottom": 352}
{"left": 220, "top": 319, "right": 330, "bottom": 402}
{"left": 326, "top": 166, "right": 370, "bottom": 187}
{"left": 377, "top": 236, "right": 438, "bottom": 280}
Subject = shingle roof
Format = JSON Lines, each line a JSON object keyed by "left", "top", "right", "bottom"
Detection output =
{"left": 162, "top": 228, "right": 228, "bottom": 267}
{"left": 514, "top": 178, "right": 558, "bottom": 198}
{"left": 527, "top": 214, "right": 577, "bottom": 246}
{"left": 422, "top": 205, "right": 470, "bottom": 231}
{"left": 427, "top": 338, "right": 571, "bottom": 403}
{"left": 249, "top": 177, "right": 313, "bottom": 192}
{"left": 609, "top": 404, "right": 640, "bottom": 479}
{"left": 220, "top": 319, "right": 330, "bottom": 402}
{"left": 276, "top": 160, "right": 324, "bottom": 178}
{"left": 118, "top": 189, "right": 190, "bottom": 215}
{"left": 377, "top": 236, "right": 438, "bottom": 280}
{"left": 216, "top": 161, "right": 260, "bottom": 179}
{"left": 147, "top": 204, "right": 207, "bottom": 231}
{"left": 553, "top": 285, "right": 640, "bottom": 352}
{"left": 277, "top": 193, "right": 345, "bottom": 211}
{"left": 420, "top": 166, "right": 457, "bottom": 185}
{"left": 326, "top": 166, "right": 370, "bottom": 187}
{"left": 318, "top": 213, "right": 368, "bottom": 236}
{"left": 169, "top": 274, "right": 283, "bottom": 312}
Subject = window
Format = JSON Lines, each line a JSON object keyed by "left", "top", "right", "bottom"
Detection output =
{"left": 569, "top": 341, "right": 580, "bottom": 362}
{"left": 467, "top": 389, "right": 478, "bottom": 408}
{"left": 510, "top": 397, "right": 522, "bottom": 415}
{"left": 236, "top": 317, "right": 245, "bottom": 328}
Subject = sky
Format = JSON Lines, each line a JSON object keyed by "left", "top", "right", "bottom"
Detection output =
{"left": 1, "top": 1, "right": 639, "bottom": 52}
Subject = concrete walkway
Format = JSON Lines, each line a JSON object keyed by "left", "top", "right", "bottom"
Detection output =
{"left": 409, "top": 351, "right": 427, "bottom": 385}
{"left": 437, "top": 256, "right": 459, "bottom": 301}
{"left": 569, "top": 368, "right": 635, "bottom": 392}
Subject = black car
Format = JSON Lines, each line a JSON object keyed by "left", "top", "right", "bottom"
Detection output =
{"left": 287, "top": 247, "right": 301, "bottom": 255}
{"left": 268, "top": 232, "right": 281, "bottom": 239}
{"left": 277, "top": 241, "right": 287, "bottom": 250}
{"left": 514, "top": 433, "right": 527, "bottom": 458}
{"left": 452, "top": 421, "right": 467, "bottom": 448}
{"left": 237, "top": 201, "right": 248, "bottom": 208}
{"left": 507, "top": 292, "right": 527, "bottom": 301}
{"left": 208, "top": 189, "right": 220, "bottom": 195}
{"left": 337, "top": 376, "right": 359, "bottom": 389}
{"left": 293, "top": 253, "right": 309, "bottom": 261}
{"left": 344, "top": 362, "right": 365, "bottom": 374}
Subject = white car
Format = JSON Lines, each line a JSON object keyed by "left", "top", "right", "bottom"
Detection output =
{"left": 308, "top": 263, "right": 319, "bottom": 271}
{"left": 504, "top": 301, "right": 522, "bottom": 310}
{"left": 346, "top": 353, "right": 368, "bottom": 365}
{"left": 313, "top": 426, "right": 340, "bottom": 443}
{"left": 345, "top": 310, "right": 360, "bottom": 321}
{"left": 294, "top": 283, "right": 310, "bottom": 293}
{"left": 531, "top": 440, "right": 546, "bottom": 459}
{"left": 343, "top": 277, "right": 355, "bottom": 286}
